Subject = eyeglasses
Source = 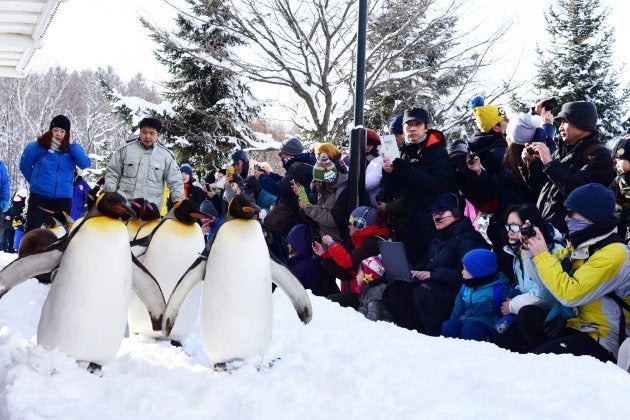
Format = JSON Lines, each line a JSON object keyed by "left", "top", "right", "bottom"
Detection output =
{"left": 505, "top": 223, "right": 523, "bottom": 233}
{"left": 431, "top": 210, "right": 447, "bottom": 217}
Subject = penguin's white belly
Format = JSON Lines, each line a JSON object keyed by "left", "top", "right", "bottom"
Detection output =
{"left": 37, "top": 218, "right": 132, "bottom": 365}
{"left": 201, "top": 220, "right": 272, "bottom": 364}
{"left": 128, "top": 221, "right": 204, "bottom": 340}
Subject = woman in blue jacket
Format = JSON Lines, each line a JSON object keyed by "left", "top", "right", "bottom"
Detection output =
{"left": 19, "top": 115, "right": 91, "bottom": 231}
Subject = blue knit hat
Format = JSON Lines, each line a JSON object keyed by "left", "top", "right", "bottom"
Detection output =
{"left": 462, "top": 249, "right": 497, "bottom": 278}
{"left": 564, "top": 183, "right": 615, "bottom": 223}
{"left": 180, "top": 164, "right": 193, "bottom": 177}
{"left": 388, "top": 115, "right": 404, "bottom": 135}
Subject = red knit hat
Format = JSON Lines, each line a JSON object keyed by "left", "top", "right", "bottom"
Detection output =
{"left": 361, "top": 255, "right": 385, "bottom": 282}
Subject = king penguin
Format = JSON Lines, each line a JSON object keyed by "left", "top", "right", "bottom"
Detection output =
{"left": 0, "top": 192, "right": 166, "bottom": 367}
{"left": 126, "top": 197, "right": 161, "bottom": 243}
{"left": 128, "top": 199, "right": 208, "bottom": 342}
{"left": 162, "top": 195, "right": 312, "bottom": 367}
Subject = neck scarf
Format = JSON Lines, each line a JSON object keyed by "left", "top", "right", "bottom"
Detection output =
{"left": 50, "top": 138, "right": 62, "bottom": 152}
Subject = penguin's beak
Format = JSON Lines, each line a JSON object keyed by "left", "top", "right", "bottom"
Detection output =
{"left": 113, "top": 203, "right": 136, "bottom": 221}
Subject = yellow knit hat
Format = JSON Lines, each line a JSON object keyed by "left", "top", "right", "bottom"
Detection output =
{"left": 470, "top": 96, "right": 506, "bottom": 132}
{"left": 315, "top": 142, "right": 340, "bottom": 159}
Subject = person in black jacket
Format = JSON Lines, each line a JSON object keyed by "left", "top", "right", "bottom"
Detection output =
{"left": 256, "top": 137, "right": 316, "bottom": 235}
{"left": 523, "top": 101, "right": 615, "bottom": 233}
{"left": 169, "top": 164, "right": 207, "bottom": 208}
{"left": 380, "top": 107, "right": 457, "bottom": 265}
{"left": 384, "top": 193, "right": 490, "bottom": 336}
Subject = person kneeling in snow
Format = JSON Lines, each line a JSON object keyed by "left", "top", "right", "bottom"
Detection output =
{"left": 442, "top": 249, "right": 516, "bottom": 342}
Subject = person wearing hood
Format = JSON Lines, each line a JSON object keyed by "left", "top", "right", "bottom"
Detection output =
{"left": 442, "top": 249, "right": 516, "bottom": 342}
{"left": 20, "top": 115, "right": 91, "bottom": 231}
{"left": 524, "top": 183, "right": 630, "bottom": 363}
{"left": 286, "top": 223, "right": 326, "bottom": 296}
{"left": 297, "top": 152, "right": 349, "bottom": 242}
{"left": 384, "top": 193, "right": 489, "bottom": 336}
{"left": 169, "top": 164, "right": 206, "bottom": 208}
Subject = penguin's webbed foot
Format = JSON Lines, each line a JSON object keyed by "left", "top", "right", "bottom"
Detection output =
{"left": 86, "top": 362, "right": 102, "bottom": 375}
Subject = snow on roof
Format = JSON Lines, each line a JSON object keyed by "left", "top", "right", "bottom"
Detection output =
{"left": 0, "top": 0, "right": 65, "bottom": 78}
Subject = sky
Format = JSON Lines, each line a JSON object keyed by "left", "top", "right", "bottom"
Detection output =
{"left": 1, "top": 249, "right": 629, "bottom": 419}
{"left": 30, "top": 0, "right": 630, "bottom": 104}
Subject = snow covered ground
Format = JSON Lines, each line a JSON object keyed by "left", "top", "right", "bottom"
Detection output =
{"left": 0, "top": 251, "right": 629, "bottom": 419}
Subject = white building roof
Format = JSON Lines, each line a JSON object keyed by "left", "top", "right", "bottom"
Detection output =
{"left": 0, "top": 0, "right": 65, "bottom": 78}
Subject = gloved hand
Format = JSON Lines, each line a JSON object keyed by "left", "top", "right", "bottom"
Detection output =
{"left": 543, "top": 304, "right": 576, "bottom": 339}
{"left": 0, "top": 200, "right": 9, "bottom": 213}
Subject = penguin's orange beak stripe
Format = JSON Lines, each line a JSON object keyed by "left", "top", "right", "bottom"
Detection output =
{"left": 242, "top": 206, "right": 255, "bottom": 213}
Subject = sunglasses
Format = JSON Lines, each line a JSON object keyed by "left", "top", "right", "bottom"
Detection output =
{"left": 431, "top": 210, "right": 447, "bottom": 217}
{"left": 505, "top": 223, "right": 523, "bottom": 233}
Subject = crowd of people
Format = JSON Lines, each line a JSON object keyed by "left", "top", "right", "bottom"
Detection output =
{"left": 1, "top": 98, "right": 630, "bottom": 370}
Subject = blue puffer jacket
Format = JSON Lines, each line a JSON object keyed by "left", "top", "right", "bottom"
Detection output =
{"left": 20, "top": 142, "right": 91, "bottom": 199}
{"left": 450, "top": 272, "right": 516, "bottom": 330}
{"left": 0, "top": 160, "right": 10, "bottom": 205}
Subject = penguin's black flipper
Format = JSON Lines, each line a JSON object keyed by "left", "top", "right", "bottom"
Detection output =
{"left": 162, "top": 256, "right": 207, "bottom": 336}
{"left": 130, "top": 234, "right": 152, "bottom": 259}
{"left": 131, "top": 253, "right": 166, "bottom": 331}
{"left": 269, "top": 255, "right": 313, "bottom": 324}
{"left": 0, "top": 247, "right": 64, "bottom": 299}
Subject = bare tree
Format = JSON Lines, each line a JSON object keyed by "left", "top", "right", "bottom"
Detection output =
{"left": 160, "top": 0, "right": 511, "bottom": 140}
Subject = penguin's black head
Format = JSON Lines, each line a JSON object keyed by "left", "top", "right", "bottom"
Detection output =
{"left": 172, "top": 199, "right": 211, "bottom": 224}
{"left": 228, "top": 195, "right": 257, "bottom": 220}
{"left": 38, "top": 207, "right": 74, "bottom": 229}
{"left": 96, "top": 192, "right": 136, "bottom": 221}
{"left": 130, "top": 198, "right": 161, "bottom": 221}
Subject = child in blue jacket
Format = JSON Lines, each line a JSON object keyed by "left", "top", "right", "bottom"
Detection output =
{"left": 442, "top": 249, "right": 516, "bottom": 342}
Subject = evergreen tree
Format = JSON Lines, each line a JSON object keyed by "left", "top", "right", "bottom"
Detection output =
{"left": 536, "top": 0, "right": 629, "bottom": 137}
{"left": 141, "top": 0, "right": 260, "bottom": 170}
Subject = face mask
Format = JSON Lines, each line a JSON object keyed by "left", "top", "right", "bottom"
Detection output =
{"left": 565, "top": 216, "right": 593, "bottom": 234}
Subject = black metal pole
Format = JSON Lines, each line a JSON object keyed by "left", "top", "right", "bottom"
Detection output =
{"left": 348, "top": 0, "right": 368, "bottom": 214}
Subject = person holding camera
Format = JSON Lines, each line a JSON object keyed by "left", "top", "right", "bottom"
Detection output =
{"left": 523, "top": 183, "right": 630, "bottom": 363}
{"left": 522, "top": 101, "right": 615, "bottom": 233}
{"left": 495, "top": 203, "right": 565, "bottom": 353}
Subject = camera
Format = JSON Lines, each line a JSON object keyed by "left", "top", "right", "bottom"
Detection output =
{"left": 520, "top": 223, "right": 535, "bottom": 237}
{"left": 467, "top": 152, "right": 477, "bottom": 164}
{"left": 254, "top": 163, "right": 261, "bottom": 171}
{"left": 541, "top": 97, "right": 558, "bottom": 111}
{"left": 526, "top": 146, "right": 538, "bottom": 156}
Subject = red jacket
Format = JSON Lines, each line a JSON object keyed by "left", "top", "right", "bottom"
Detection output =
{"left": 322, "top": 224, "right": 390, "bottom": 293}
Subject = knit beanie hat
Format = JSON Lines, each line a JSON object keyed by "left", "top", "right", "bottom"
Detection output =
{"left": 361, "top": 255, "right": 385, "bottom": 282}
{"left": 470, "top": 96, "right": 506, "bottom": 133}
{"left": 312, "top": 153, "right": 338, "bottom": 183}
{"left": 349, "top": 206, "right": 378, "bottom": 229}
{"left": 554, "top": 101, "right": 598, "bottom": 132}
{"left": 180, "top": 164, "right": 193, "bottom": 177}
{"left": 403, "top": 107, "right": 430, "bottom": 125}
{"left": 428, "top": 192, "right": 464, "bottom": 216}
{"left": 614, "top": 136, "right": 630, "bottom": 161}
{"left": 280, "top": 137, "right": 304, "bottom": 155}
{"left": 506, "top": 113, "right": 544, "bottom": 145}
{"left": 448, "top": 139, "right": 469, "bottom": 156}
{"left": 50, "top": 115, "right": 71, "bottom": 132}
{"left": 366, "top": 128, "right": 381, "bottom": 145}
{"left": 462, "top": 249, "right": 498, "bottom": 278}
{"left": 315, "top": 143, "right": 340, "bottom": 159}
{"left": 388, "top": 115, "right": 404, "bottom": 135}
{"left": 564, "top": 183, "right": 615, "bottom": 223}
